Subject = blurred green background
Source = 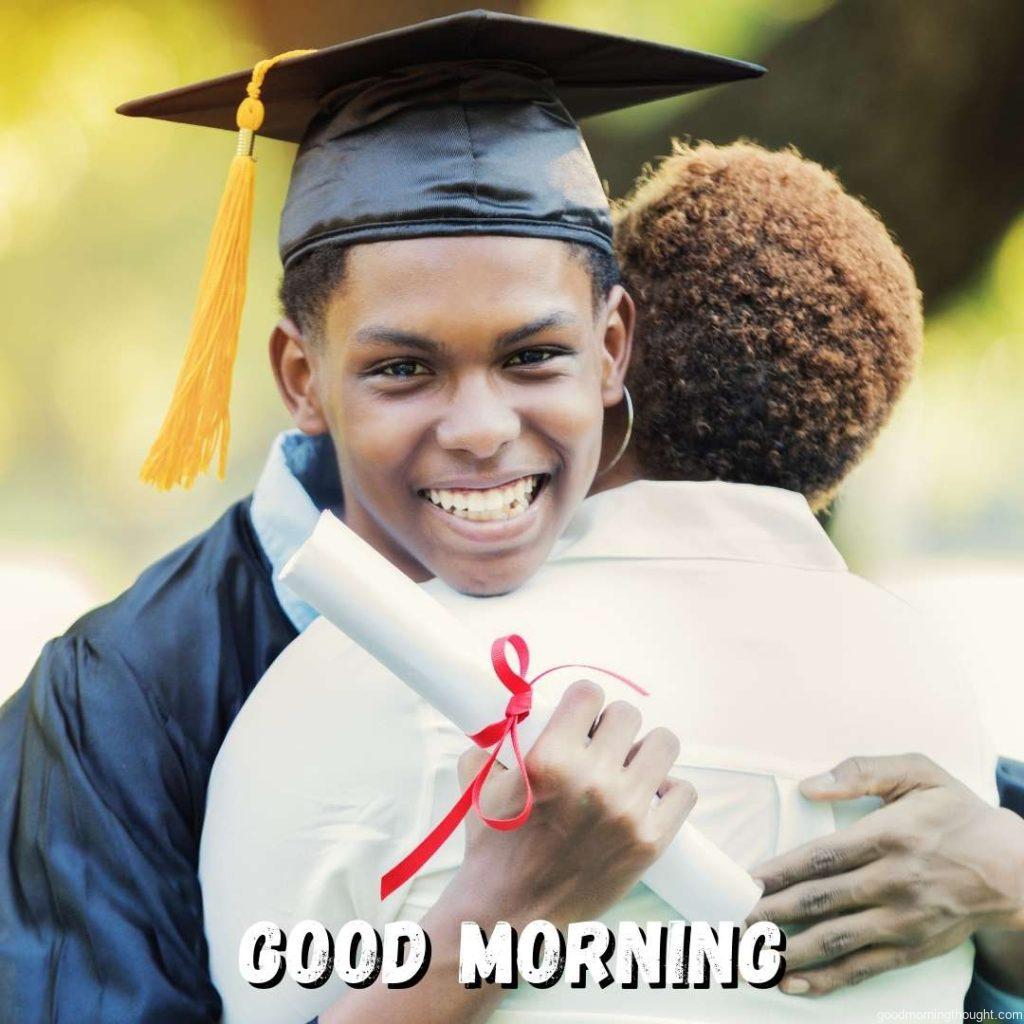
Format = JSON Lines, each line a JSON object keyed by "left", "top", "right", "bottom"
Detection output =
{"left": 2, "top": 1, "right": 1022, "bottom": 751}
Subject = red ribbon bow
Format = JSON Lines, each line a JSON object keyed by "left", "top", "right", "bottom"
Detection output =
{"left": 380, "top": 634, "right": 647, "bottom": 900}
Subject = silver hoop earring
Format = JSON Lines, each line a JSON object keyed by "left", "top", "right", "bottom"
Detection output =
{"left": 597, "top": 386, "right": 634, "bottom": 479}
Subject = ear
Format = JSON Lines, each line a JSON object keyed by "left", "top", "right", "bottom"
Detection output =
{"left": 269, "top": 318, "right": 329, "bottom": 435}
{"left": 599, "top": 284, "right": 635, "bottom": 408}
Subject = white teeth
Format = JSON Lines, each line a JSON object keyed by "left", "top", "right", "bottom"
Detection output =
{"left": 423, "top": 475, "right": 543, "bottom": 520}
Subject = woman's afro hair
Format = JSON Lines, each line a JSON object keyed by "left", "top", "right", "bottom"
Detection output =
{"left": 614, "top": 141, "right": 923, "bottom": 509}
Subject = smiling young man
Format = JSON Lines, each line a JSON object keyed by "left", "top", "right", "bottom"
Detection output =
{"left": 0, "top": 13, "right": 763, "bottom": 1023}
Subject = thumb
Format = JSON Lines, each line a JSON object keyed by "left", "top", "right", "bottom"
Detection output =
{"left": 799, "top": 753, "right": 948, "bottom": 803}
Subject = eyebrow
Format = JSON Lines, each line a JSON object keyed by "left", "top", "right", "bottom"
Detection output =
{"left": 352, "top": 327, "right": 439, "bottom": 354}
{"left": 495, "top": 311, "right": 579, "bottom": 350}
{"left": 352, "top": 311, "right": 580, "bottom": 354}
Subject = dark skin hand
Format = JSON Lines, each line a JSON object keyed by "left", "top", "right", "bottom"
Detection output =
{"left": 744, "top": 753, "right": 1024, "bottom": 997}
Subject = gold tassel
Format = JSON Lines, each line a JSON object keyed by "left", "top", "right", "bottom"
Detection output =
{"left": 140, "top": 49, "right": 315, "bottom": 490}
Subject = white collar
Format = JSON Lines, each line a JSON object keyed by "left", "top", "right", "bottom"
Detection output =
{"left": 250, "top": 431, "right": 341, "bottom": 632}
{"left": 551, "top": 479, "right": 846, "bottom": 572}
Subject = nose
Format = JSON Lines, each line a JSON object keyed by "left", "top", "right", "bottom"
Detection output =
{"left": 435, "top": 376, "right": 521, "bottom": 459}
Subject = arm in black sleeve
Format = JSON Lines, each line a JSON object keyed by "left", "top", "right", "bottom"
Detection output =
{"left": 964, "top": 757, "right": 1024, "bottom": 1015}
{"left": 996, "top": 756, "right": 1024, "bottom": 817}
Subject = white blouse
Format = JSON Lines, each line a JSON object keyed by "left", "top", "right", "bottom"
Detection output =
{"left": 200, "top": 480, "right": 999, "bottom": 1024}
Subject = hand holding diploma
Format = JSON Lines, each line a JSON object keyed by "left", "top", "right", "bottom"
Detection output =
{"left": 280, "top": 511, "right": 762, "bottom": 924}
{"left": 454, "top": 677, "right": 699, "bottom": 927}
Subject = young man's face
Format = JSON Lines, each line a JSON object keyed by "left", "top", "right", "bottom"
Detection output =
{"left": 274, "top": 235, "right": 631, "bottom": 596}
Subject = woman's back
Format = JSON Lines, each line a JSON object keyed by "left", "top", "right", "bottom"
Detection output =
{"left": 200, "top": 480, "right": 998, "bottom": 1023}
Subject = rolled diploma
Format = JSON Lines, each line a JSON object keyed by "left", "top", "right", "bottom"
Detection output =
{"left": 280, "top": 510, "right": 762, "bottom": 924}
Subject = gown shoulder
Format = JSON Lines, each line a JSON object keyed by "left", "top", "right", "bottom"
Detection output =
{"left": 0, "top": 497, "right": 297, "bottom": 1022}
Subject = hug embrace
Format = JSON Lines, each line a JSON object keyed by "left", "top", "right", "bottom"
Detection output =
{"left": 2, "top": 11, "right": 1023, "bottom": 1024}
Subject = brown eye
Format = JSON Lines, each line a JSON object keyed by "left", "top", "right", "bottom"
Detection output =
{"left": 379, "top": 360, "right": 430, "bottom": 377}
{"left": 505, "top": 348, "right": 558, "bottom": 368}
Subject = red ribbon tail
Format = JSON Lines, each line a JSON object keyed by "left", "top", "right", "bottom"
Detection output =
{"left": 529, "top": 662, "right": 648, "bottom": 698}
{"left": 380, "top": 724, "right": 532, "bottom": 899}
{"left": 380, "top": 781, "right": 475, "bottom": 900}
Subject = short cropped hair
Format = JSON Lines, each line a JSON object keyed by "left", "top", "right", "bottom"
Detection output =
{"left": 614, "top": 141, "right": 923, "bottom": 509}
{"left": 279, "top": 240, "right": 619, "bottom": 342}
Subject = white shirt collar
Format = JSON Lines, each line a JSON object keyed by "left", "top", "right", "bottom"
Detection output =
{"left": 250, "top": 431, "right": 341, "bottom": 632}
{"left": 551, "top": 479, "right": 846, "bottom": 572}
{"left": 249, "top": 433, "right": 846, "bottom": 633}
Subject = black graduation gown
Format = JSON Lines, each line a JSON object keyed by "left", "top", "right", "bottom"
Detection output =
{"left": 0, "top": 498, "right": 297, "bottom": 1022}
{"left": 997, "top": 757, "right": 1024, "bottom": 818}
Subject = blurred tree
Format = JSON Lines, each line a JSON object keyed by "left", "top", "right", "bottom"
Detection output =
{"left": 582, "top": 0, "right": 1024, "bottom": 311}
{"left": 235, "top": 0, "right": 525, "bottom": 50}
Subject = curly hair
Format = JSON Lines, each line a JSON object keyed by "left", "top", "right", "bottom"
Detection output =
{"left": 614, "top": 141, "right": 923, "bottom": 509}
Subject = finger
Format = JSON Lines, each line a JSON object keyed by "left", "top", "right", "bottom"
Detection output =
{"left": 649, "top": 777, "right": 697, "bottom": 839}
{"left": 752, "top": 818, "right": 885, "bottom": 894}
{"left": 538, "top": 679, "right": 606, "bottom": 749}
{"left": 781, "top": 907, "right": 903, "bottom": 970}
{"left": 588, "top": 700, "right": 643, "bottom": 765}
{"left": 780, "top": 945, "right": 912, "bottom": 997}
{"left": 746, "top": 862, "right": 883, "bottom": 925}
{"left": 799, "top": 753, "right": 951, "bottom": 803}
{"left": 625, "top": 727, "right": 681, "bottom": 787}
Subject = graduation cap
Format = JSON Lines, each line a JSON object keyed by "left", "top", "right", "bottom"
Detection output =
{"left": 119, "top": 9, "right": 763, "bottom": 490}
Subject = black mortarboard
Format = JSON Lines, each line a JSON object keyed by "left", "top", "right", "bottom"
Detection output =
{"left": 118, "top": 10, "right": 763, "bottom": 489}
